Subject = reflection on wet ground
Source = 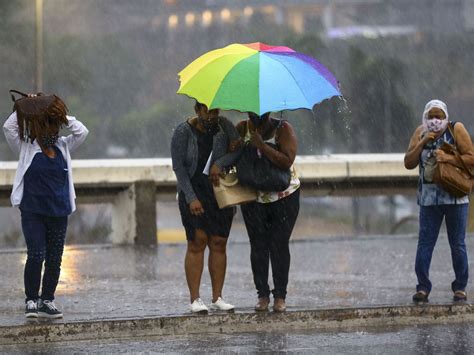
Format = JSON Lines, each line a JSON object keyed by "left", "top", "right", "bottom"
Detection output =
{"left": 2, "top": 322, "right": 474, "bottom": 353}
{"left": 0, "top": 234, "right": 472, "bottom": 327}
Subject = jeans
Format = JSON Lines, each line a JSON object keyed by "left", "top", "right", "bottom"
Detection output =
{"left": 415, "top": 204, "right": 469, "bottom": 293}
{"left": 21, "top": 210, "right": 68, "bottom": 302}
{"left": 241, "top": 189, "right": 300, "bottom": 300}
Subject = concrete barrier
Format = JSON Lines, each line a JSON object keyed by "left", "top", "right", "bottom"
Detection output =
{"left": 0, "top": 155, "right": 418, "bottom": 245}
{"left": 0, "top": 304, "right": 473, "bottom": 345}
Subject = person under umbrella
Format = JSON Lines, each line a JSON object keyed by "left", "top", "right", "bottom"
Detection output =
{"left": 236, "top": 112, "right": 300, "bottom": 312}
{"left": 171, "top": 101, "right": 241, "bottom": 313}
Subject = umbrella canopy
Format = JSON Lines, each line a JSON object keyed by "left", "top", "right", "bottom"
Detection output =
{"left": 177, "top": 42, "right": 341, "bottom": 115}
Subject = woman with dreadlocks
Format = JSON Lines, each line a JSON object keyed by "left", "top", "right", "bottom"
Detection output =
{"left": 3, "top": 93, "right": 88, "bottom": 319}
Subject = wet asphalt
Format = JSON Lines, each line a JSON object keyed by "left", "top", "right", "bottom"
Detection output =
{"left": 2, "top": 233, "right": 474, "bottom": 352}
{"left": 1, "top": 233, "right": 473, "bottom": 328}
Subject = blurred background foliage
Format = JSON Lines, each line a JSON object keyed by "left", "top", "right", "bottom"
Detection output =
{"left": 1, "top": 0, "right": 474, "bottom": 160}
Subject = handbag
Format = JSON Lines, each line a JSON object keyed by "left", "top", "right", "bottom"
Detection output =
{"left": 236, "top": 143, "right": 291, "bottom": 192}
{"left": 10, "top": 90, "right": 68, "bottom": 142}
{"left": 432, "top": 125, "right": 473, "bottom": 198}
{"left": 213, "top": 168, "right": 257, "bottom": 209}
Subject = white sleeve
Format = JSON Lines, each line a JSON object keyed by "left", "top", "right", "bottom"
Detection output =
{"left": 62, "top": 116, "right": 89, "bottom": 153}
{"left": 3, "top": 111, "right": 21, "bottom": 154}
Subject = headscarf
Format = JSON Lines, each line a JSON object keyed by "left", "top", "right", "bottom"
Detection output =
{"left": 422, "top": 99, "right": 449, "bottom": 133}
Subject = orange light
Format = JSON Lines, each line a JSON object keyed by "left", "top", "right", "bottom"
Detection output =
{"left": 202, "top": 10, "right": 213, "bottom": 26}
{"left": 243, "top": 6, "right": 254, "bottom": 17}
{"left": 221, "top": 8, "right": 231, "bottom": 22}
{"left": 168, "top": 14, "right": 178, "bottom": 28}
{"left": 185, "top": 12, "right": 195, "bottom": 27}
{"left": 261, "top": 5, "right": 276, "bottom": 14}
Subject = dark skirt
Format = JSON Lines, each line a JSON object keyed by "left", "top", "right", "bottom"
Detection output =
{"left": 178, "top": 174, "right": 235, "bottom": 241}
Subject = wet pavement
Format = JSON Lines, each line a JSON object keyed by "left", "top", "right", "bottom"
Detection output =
{"left": 1, "top": 233, "right": 473, "bottom": 328}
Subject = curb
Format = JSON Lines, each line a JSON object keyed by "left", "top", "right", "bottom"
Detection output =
{"left": 1, "top": 303, "right": 473, "bottom": 345}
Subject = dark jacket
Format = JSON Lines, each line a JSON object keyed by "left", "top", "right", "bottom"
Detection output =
{"left": 170, "top": 116, "right": 241, "bottom": 203}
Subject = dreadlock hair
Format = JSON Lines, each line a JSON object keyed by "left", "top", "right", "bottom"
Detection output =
{"left": 16, "top": 95, "right": 69, "bottom": 143}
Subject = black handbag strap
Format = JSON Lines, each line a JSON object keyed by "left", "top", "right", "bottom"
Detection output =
{"left": 9, "top": 90, "right": 44, "bottom": 102}
{"left": 9, "top": 90, "right": 28, "bottom": 102}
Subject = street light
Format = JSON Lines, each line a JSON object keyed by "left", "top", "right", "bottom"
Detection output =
{"left": 35, "top": 0, "right": 43, "bottom": 92}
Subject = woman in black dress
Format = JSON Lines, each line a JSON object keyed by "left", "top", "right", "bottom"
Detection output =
{"left": 171, "top": 102, "right": 241, "bottom": 313}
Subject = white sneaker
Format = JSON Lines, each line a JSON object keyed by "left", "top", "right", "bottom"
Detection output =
{"left": 190, "top": 298, "right": 208, "bottom": 314}
{"left": 210, "top": 297, "right": 235, "bottom": 311}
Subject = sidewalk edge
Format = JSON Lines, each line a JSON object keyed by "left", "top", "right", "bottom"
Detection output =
{"left": 1, "top": 303, "right": 473, "bottom": 345}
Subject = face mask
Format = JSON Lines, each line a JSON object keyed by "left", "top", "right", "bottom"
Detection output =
{"left": 40, "top": 134, "right": 59, "bottom": 147}
{"left": 426, "top": 118, "right": 448, "bottom": 133}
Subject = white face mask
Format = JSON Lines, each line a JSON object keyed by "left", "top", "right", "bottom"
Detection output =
{"left": 426, "top": 118, "right": 448, "bottom": 133}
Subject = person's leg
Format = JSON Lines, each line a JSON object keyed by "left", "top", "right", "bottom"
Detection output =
{"left": 185, "top": 229, "right": 208, "bottom": 303}
{"left": 444, "top": 203, "right": 469, "bottom": 293}
{"left": 268, "top": 190, "right": 300, "bottom": 302}
{"left": 415, "top": 205, "right": 444, "bottom": 294}
{"left": 40, "top": 216, "right": 68, "bottom": 302}
{"left": 21, "top": 210, "right": 47, "bottom": 302}
{"left": 241, "top": 202, "right": 271, "bottom": 299}
{"left": 208, "top": 235, "right": 228, "bottom": 302}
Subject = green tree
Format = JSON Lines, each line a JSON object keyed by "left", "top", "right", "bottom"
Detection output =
{"left": 345, "top": 47, "right": 413, "bottom": 153}
{"left": 110, "top": 101, "right": 183, "bottom": 158}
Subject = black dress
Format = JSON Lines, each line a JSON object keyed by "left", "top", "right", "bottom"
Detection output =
{"left": 178, "top": 123, "right": 234, "bottom": 241}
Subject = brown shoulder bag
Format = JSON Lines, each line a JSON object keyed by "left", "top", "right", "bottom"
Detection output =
{"left": 432, "top": 123, "right": 473, "bottom": 198}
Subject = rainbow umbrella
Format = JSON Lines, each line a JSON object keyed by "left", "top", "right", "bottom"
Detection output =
{"left": 177, "top": 42, "right": 341, "bottom": 115}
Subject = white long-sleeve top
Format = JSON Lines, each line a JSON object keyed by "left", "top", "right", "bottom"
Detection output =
{"left": 3, "top": 111, "right": 89, "bottom": 213}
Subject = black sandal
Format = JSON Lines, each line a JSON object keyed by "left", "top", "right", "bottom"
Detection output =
{"left": 412, "top": 290, "right": 429, "bottom": 303}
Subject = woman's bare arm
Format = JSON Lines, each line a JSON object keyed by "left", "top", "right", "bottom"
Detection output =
{"left": 404, "top": 125, "right": 436, "bottom": 169}
{"left": 255, "top": 121, "right": 297, "bottom": 170}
